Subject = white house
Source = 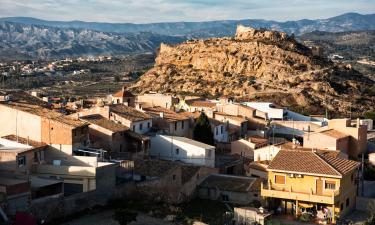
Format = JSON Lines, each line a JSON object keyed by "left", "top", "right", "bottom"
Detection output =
{"left": 242, "top": 102, "right": 285, "bottom": 120}
{"left": 149, "top": 135, "right": 215, "bottom": 167}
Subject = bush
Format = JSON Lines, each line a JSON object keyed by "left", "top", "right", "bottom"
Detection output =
{"left": 113, "top": 208, "right": 137, "bottom": 225}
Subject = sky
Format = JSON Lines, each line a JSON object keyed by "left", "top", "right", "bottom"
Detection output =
{"left": 0, "top": 0, "right": 374, "bottom": 23}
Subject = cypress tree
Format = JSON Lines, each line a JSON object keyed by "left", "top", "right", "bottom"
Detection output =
{"left": 193, "top": 112, "right": 214, "bottom": 145}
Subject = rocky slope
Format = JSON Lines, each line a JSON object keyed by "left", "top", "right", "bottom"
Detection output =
{"left": 132, "top": 25, "right": 374, "bottom": 116}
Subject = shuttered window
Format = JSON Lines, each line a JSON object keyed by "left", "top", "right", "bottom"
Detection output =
{"left": 275, "top": 175, "right": 285, "bottom": 184}
{"left": 325, "top": 180, "right": 336, "bottom": 190}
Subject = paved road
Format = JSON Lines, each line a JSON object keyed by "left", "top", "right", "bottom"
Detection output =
{"left": 61, "top": 210, "right": 176, "bottom": 225}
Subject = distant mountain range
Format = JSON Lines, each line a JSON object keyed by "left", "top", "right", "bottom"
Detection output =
{"left": 1, "top": 12, "right": 375, "bottom": 37}
{"left": 0, "top": 12, "right": 374, "bottom": 59}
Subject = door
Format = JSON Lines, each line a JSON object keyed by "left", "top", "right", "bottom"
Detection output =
{"left": 316, "top": 179, "right": 323, "bottom": 195}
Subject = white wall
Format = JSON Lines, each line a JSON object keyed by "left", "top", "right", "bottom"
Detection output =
{"left": 130, "top": 120, "right": 152, "bottom": 134}
{"left": 0, "top": 105, "right": 42, "bottom": 141}
{"left": 243, "top": 102, "right": 284, "bottom": 120}
{"left": 253, "top": 145, "right": 281, "bottom": 161}
{"left": 150, "top": 135, "right": 215, "bottom": 167}
{"left": 213, "top": 124, "right": 228, "bottom": 143}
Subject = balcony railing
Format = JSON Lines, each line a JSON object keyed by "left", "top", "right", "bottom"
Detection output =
{"left": 261, "top": 181, "right": 340, "bottom": 205}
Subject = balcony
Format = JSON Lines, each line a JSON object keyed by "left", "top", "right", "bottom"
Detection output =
{"left": 261, "top": 182, "right": 340, "bottom": 205}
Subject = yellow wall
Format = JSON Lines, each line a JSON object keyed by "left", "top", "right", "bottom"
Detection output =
{"left": 266, "top": 170, "right": 357, "bottom": 218}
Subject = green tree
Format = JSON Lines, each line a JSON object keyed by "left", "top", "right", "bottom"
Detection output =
{"left": 113, "top": 208, "right": 137, "bottom": 225}
{"left": 193, "top": 112, "right": 214, "bottom": 145}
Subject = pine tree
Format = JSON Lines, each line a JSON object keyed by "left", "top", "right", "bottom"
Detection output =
{"left": 193, "top": 112, "right": 214, "bottom": 145}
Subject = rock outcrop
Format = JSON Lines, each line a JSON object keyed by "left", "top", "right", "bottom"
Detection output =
{"left": 132, "top": 26, "right": 374, "bottom": 115}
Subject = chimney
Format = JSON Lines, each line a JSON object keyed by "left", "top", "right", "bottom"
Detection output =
{"left": 160, "top": 112, "right": 164, "bottom": 118}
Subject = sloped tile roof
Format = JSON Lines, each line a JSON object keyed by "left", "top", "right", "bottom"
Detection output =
{"left": 268, "top": 150, "right": 359, "bottom": 177}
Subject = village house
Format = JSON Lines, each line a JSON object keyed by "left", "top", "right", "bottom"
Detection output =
{"left": 108, "top": 87, "right": 135, "bottom": 106}
{"left": 132, "top": 159, "right": 218, "bottom": 203}
{"left": 231, "top": 135, "right": 269, "bottom": 159}
{"left": 243, "top": 102, "right": 285, "bottom": 120}
{"left": 140, "top": 105, "right": 190, "bottom": 137}
{"left": 261, "top": 150, "right": 360, "bottom": 223}
{"left": 198, "top": 174, "right": 262, "bottom": 205}
{"left": 233, "top": 207, "right": 272, "bottom": 225}
{"left": 74, "top": 104, "right": 153, "bottom": 135}
{"left": 179, "top": 111, "right": 229, "bottom": 143}
{"left": 182, "top": 99, "right": 217, "bottom": 116}
{"left": 0, "top": 92, "right": 90, "bottom": 155}
{"left": 79, "top": 114, "right": 149, "bottom": 155}
{"left": 149, "top": 135, "right": 216, "bottom": 168}
{"left": 136, "top": 93, "right": 179, "bottom": 110}
{"left": 303, "top": 118, "right": 367, "bottom": 158}
{"left": 213, "top": 112, "right": 248, "bottom": 139}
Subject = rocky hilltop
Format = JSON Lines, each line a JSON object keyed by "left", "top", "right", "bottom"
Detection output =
{"left": 132, "top": 25, "right": 374, "bottom": 115}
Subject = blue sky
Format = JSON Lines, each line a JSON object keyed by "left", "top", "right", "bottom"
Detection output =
{"left": 0, "top": 0, "right": 374, "bottom": 23}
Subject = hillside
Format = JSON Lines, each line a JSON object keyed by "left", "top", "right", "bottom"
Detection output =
{"left": 0, "top": 21, "right": 184, "bottom": 59}
{"left": 1, "top": 13, "right": 375, "bottom": 37}
{"left": 132, "top": 26, "right": 374, "bottom": 116}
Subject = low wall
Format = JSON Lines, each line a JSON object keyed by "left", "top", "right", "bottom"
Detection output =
{"left": 29, "top": 182, "right": 135, "bottom": 222}
{"left": 356, "top": 196, "right": 375, "bottom": 212}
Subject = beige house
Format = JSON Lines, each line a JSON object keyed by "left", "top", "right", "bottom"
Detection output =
{"left": 303, "top": 118, "right": 367, "bottom": 158}
{"left": 136, "top": 93, "right": 179, "bottom": 110}
{"left": 198, "top": 174, "right": 262, "bottom": 205}
{"left": 214, "top": 112, "right": 248, "bottom": 139}
{"left": 141, "top": 106, "right": 190, "bottom": 137}
{"left": 231, "top": 136, "right": 269, "bottom": 159}
{"left": 133, "top": 159, "right": 217, "bottom": 203}
{"left": 109, "top": 87, "right": 135, "bottom": 106}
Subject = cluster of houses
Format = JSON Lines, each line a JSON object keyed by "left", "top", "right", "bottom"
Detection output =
{"left": 0, "top": 87, "right": 373, "bottom": 224}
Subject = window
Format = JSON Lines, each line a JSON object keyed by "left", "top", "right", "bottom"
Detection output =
{"left": 275, "top": 175, "right": 285, "bottom": 184}
{"left": 216, "top": 127, "right": 218, "bottom": 135}
{"left": 208, "top": 150, "right": 212, "bottom": 158}
{"left": 139, "top": 123, "right": 143, "bottom": 130}
{"left": 147, "top": 122, "right": 150, "bottom": 128}
{"left": 133, "top": 125, "right": 135, "bottom": 131}
{"left": 253, "top": 193, "right": 258, "bottom": 197}
{"left": 325, "top": 180, "right": 336, "bottom": 190}
{"left": 221, "top": 194, "right": 229, "bottom": 201}
{"left": 340, "top": 203, "right": 344, "bottom": 210}
{"left": 34, "top": 152, "right": 38, "bottom": 162}
{"left": 346, "top": 198, "right": 350, "bottom": 207}
{"left": 18, "top": 156, "right": 26, "bottom": 167}
{"left": 172, "top": 174, "right": 176, "bottom": 181}
{"left": 175, "top": 148, "right": 179, "bottom": 155}
{"left": 175, "top": 122, "right": 178, "bottom": 131}
{"left": 182, "top": 121, "right": 184, "bottom": 129}
{"left": 220, "top": 125, "right": 223, "bottom": 134}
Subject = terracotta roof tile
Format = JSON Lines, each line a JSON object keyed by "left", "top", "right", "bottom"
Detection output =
{"left": 268, "top": 150, "right": 359, "bottom": 177}
{"left": 110, "top": 105, "right": 151, "bottom": 122}
{"left": 319, "top": 129, "right": 349, "bottom": 139}
{"left": 80, "top": 114, "right": 129, "bottom": 132}
{"left": 112, "top": 88, "right": 134, "bottom": 98}
{"left": 143, "top": 106, "right": 189, "bottom": 123}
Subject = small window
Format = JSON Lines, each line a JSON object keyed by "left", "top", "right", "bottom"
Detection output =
{"left": 139, "top": 123, "right": 143, "bottom": 130}
{"left": 253, "top": 193, "right": 258, "bottom": 197}
{"left": 325, "top": 180, "right": 336, "bottom": 190}
{"left": 147, "top": 122, "right": 150, "bottom": 128}
{"left": 346, "top": 198, "right": 350, "bottom": 207}
{"left": 34, "top": 152, "right": 38, "bottom": 162}
{"left": 220, "top": 126, "right": 223, "bottom": 134}
{"left": 275, "top": 175, "right": 285, "bottom": 184}
{"left": 182, "top": 121, "right": 184, "bottom": 129}
{"left": 175, "top": 148, "right": 179, "bottom": 155}
{"left": 340, "top": 203, "right": 344, "bottom": 210}
{"left": 216, "top": 127, "right": 218, "bottom": 135}
{"left": 18, "top": 156, "right": 26, "bottom": 167}
{"left": 175, "top": 122, "right": 178, "bottom": 131}
{"left": 133, "top": 125, "right": 135, "bottom": 131}
{"left": 221, "top": 194, "right": 229, "bottom": 201}
{"left": 172, "top": 174, "right": 176, "bottom": 181}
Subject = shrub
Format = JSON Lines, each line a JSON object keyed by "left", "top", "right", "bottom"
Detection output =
{"left": 113, "top": 208, "right": 137, "bottom": 225}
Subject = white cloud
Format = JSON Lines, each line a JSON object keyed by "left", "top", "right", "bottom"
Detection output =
{"left": 0, "top": 0, "right": 373, "bottom": 23}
